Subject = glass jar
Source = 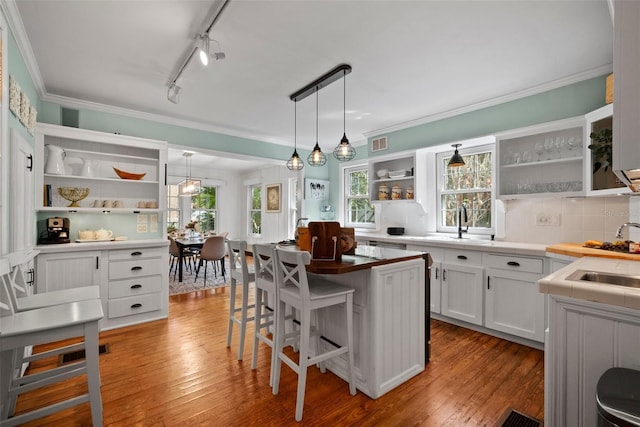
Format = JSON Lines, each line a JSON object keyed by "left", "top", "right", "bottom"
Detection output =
{"left": 405, "top": 185, "right": 414, "bottom": 200}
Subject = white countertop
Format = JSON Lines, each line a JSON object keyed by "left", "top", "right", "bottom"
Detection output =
{"left": 35, "top": 238, "right": 169, "bottom": 253}
{"left": 538, "top": 256, "right": 640, "bottom": 310}
{"left": 356, "top": 231, "right": 548, "bottom": 257}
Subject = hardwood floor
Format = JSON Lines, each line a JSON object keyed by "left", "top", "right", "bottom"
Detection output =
{"left": 14, "top": 287, "right": 544, "bottom": 426}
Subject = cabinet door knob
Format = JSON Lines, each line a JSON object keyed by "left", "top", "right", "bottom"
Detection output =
{"left": 131, "top": 251, "right": 142, "bottom": 256}
{"left": 130, "top": 284, "right": 142, "bottom": 289}
{"left": 131, "top": 303, "right": 142, "bottom": 309}
{"left": 131, "top": 266, "right": 143, "bottom": 271}
{"left": 507, "top": 261, "right": 520, "bottom": 267}
{"left": 457, "top": 255, "right": 467, "bottom": 260}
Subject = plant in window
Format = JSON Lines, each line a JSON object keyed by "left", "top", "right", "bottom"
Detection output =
{"left": 588, "top": 128, "right": 612, "bottom": 173}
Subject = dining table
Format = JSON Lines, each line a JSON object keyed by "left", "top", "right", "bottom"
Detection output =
{"left": 174, "top": 237, "right": 206, "bottom": 282}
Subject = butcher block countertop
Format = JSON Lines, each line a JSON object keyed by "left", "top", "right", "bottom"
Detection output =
{"left": 546, "top": 243, "right": 640, "bottom": 261}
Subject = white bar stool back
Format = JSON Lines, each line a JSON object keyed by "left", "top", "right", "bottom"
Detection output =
{"left": 272, "top": 248, "right": 356, "bottom": 422}
{"left": 226, "top": 240, "right": 256, "bottom": 360}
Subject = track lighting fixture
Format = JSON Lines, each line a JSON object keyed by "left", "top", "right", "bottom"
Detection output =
{"left": 333, "top": 69, "right": 356, "bottom": 161}
{"left": 307, "top": 90, "right": 327, "bottom": 167}
{"left": 287, "top": 101, "right": 304, "bottom": 171}
{"left": 167, "top": 83, "right": 182, "bottom": 104}
{"left": 448, "top": 144, "right": 466, "bottom": 167}
{"left": 199, "top": 34, "right": 210, "bottom": 66}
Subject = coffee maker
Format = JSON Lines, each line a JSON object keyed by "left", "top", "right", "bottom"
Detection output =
{"left": 39, "top": 217, "right": 70, "bottom": 244}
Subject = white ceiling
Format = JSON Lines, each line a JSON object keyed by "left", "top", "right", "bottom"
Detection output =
{"left": 10, "top": 0, "right": 613, "bottom": 170}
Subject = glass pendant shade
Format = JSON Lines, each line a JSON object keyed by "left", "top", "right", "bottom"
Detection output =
{"left": 448, "top": 144, "right": 465, "bottom": 167}
{"left": 179, "top": 152, "right": 201, "bottom": 196}
{"left": 308, "top": 142, "right": 327, "bottom": 166}
{"left": 287, "top": 149, "right": 304, "bottom": 171}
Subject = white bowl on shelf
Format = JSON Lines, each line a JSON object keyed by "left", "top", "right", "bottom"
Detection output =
{"left": 388, "top": 170, "right": 408, "bottom": 179}
{"left": 376, "top": 169, "right": 389, "bottom": 179}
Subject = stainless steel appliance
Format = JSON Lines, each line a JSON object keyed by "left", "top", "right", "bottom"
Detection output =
{"left": 39, "top": 217, "right": 70, "bottom": 244}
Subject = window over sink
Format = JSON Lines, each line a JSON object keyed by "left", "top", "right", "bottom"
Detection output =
{"left": 436, "top": 144, "right": 495, "bottom": 234}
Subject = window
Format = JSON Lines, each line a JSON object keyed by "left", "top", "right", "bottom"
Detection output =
{"left": 191, "top": 186, "right": 217, "bottom": 233}
{"left": 167, "top": 184, "right": 180, "bottom": 232}
{"left": 436, "top": 144, "right": 494, "bottom": 234}
{"left": 289, "top": 177, "right": 301, "bottom": 239}
{"left": 344, "top": 165, "right": 375, "bottom": 228}
{"left": 249, "top": 184, "right": 262, "bottom": 235}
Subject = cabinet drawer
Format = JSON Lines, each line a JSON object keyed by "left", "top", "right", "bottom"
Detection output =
{"left": 107, "top": 293, "right": 161, "bottom": 319}
{"left": 444, "top": 249, "right": 482, "bottom": 264}
{"left": 109, "top": 258, "right": 163, "bottom": 280}
{"left": 484, "top": 254, "right": 543, "bottom": 274}
{"left": 109, "top": 247, "right": 165, "bottom": 261}
{"left": 109, "top": 275, "right": 162, "bottom": 299}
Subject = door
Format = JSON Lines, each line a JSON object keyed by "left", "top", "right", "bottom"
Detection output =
{"left": 441, "top": 262, "right": 484, "bottom": 325}
{"left": 36, "top": 251, "right": 102, "bottom": 293}
{"left": 10, "top": 129, "right": 34, "bottom": 252}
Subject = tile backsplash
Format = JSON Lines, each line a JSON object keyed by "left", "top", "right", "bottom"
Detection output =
{"left": 505, "top": 196, "right": 632, "bottom": 244}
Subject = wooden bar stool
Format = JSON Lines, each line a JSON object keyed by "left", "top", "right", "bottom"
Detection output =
{"left": 0, "top": 259, "right": 104, "bottom": 426}
{"left": 226, "top": 240, "right": 255, "bottom": 360}
{"left": 272, "top": 248, "right": 356, "bottom": 422}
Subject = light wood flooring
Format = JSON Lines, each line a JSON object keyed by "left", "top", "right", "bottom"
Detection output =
{"left": 14, "top": 286, "right": 544, "bottom": 426}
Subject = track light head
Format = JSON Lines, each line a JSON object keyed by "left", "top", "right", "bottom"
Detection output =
{"left": 167, "top": 83, "right": 182, "bottom": 104}
{"left": 199, "top": 34, "right": 210, "bottom": 66}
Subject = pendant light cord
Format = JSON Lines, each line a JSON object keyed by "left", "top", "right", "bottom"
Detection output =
{"left": 315, "top": 88, "right": 319, "bottom": 143}
{"left": 343, "top": 70, "right": 346, "bottom": 133}
{"left": 294, "top": 101, "right": 297, "bottom": 149}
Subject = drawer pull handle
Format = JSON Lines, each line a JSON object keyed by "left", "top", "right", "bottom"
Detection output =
{"left": 131, "top": 303, "right": 142, "bottom": 309}
{"left": 131, "top": 251, "right": 143, "bottom": 256}
{"left": 131, "top": 266, "right": 143, "bottom": 271}
{"left": 435, "top": 267, "right": 439, "bottom": 280}
{"left": 507, "top": 261, "right": 521, "bottom": 267}
{"left": 130, "top": 284, "right": 142, "bottom": 289}
{"left": 443, "top": 269, "right": 446, "bottom": 281}
{"left": 457, "top": 255, "right": 467, "bottom": 260}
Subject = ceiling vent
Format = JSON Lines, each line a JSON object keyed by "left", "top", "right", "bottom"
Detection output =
{"left": 371, "top": 136, "right": 388, "bottom": 152}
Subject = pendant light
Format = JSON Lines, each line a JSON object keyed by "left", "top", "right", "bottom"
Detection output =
{"left": 287, "top": 101, "right": 304, "bottom": 171}
{"left": 333, "top": 69, "right": 356, "bottom": 161}
{"left": 178, "top": 151, "right": 201, "bottom": 196}
{"left": 307, "top": 89, "right": 327, "bottom": 167}
{"left": 448, "top": 143, "right": 465, "bottom": 167}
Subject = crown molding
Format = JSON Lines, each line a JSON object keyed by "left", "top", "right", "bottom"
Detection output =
{"left": 363, "top": 64, "right": 613, "bottom": 138}
{"left": 1, "top": 0, "right": 46, "bottom": 97}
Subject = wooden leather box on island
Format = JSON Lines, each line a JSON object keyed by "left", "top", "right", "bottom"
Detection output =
{"left": 296, "top": 222, "right": 356, "bottom": 261}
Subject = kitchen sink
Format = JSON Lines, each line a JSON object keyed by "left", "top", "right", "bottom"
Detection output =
{"left": 565, "top": 269, "right": 640, "bottom": 288}
{"left": 423, "top": 236, "right": 491, "bottom": 245}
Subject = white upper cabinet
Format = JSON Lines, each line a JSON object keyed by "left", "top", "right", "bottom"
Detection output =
{"left": 584, "top": 104, "right": 630, "bottom": 195}
{"left": 34, "top": 123, "right": 168, "bottom": 214}
{"left": 10, "top": 130, "right": 35, "bottom": 252}
{"left": 496, "top": 117, "right": 585, "bottom": 199}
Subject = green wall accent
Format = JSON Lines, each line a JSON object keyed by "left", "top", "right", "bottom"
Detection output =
{"left": 367, "top": 75, "right": 607, "bottom": 156}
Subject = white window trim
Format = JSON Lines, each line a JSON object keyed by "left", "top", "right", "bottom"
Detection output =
{"left": 435, "top": 143, "right": 496, "bottom": 235}
{"left": 341, "top": 161, "right": 376, "bottom": 230}
{"left": 248, "top": 183, "right": 262, "bottom": 237}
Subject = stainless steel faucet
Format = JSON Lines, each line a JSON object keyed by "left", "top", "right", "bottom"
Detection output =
{"left": 458, "top": 205, "right": 468, "bottom": 239}
{"left": 615, "top": 222, "right": 640, "bottom": 239}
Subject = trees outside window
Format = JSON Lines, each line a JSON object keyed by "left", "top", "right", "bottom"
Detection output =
{"left": 191, "top": 186, "right": 217, "bottom": 233}
{"left": 344, "top": 165, "right": 375, "bottom": 228}
{"left": 249, "top": 184, "right": 262, "bottom": 235}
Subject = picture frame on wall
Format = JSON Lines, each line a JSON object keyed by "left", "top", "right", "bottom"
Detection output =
{"left": 265, "top": 183, "right": 281, "bottom": 213}
{"left": 305, "top": 178, "right": 330, "bottom": 200}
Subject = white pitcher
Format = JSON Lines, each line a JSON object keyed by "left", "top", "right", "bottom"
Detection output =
{"left": 44, "top": 144, "right": 66, "bottom": 175}
{"left": 80, "top": 158, "right": 98, "bottom": 177}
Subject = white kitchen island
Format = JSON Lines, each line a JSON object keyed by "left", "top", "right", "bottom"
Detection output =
{"left": 297, "top": 245, "right": 429, "bottom": 399}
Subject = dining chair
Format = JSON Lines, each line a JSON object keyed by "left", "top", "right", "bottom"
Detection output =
{"left": 194, "top": 235, "right": 227, "bottom": 285}
{"left": 168, "top": 236, "right": 196, "bottom": 280}
{"left": 226, "top": 240, "right": 256, "bottom": 360}
{"left": 272, "top": 248, "right": 356, "bottom": 421}
{"left": 0, "top": 258, "right": 104, "bottom": 426}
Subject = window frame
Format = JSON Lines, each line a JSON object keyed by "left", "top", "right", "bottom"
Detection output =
{"left": 435, "top": 143, "right": 495, "bottom": 235}
{"left": 166, "top": 183, "right": 181, "bottom": 232}
{"left": 190, "top": 185, "right": 218, "bottom": 233}
{"left": 248, "top": 183, "right": 262, "bottom": 237}
{"left": 342, "top": 162, "right": 376, "bottom": 229}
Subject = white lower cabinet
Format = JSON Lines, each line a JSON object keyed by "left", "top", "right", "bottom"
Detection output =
{"left": 36, "top": 250, "right": 102, "bottom": 292}
{"left": 407, "top": 245, "right": 443, "bottom": 313}
{"left": 546, "top": 295, "right": 640, "bottom": 427}
{"left": 441, "top": 249, "right": 484, "bottom": 326}
{"left": 35, "top": 242, "right": 168, "bottom": 330}
{"left": 484, "top": 254, "right": 546, "bottom": 342}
